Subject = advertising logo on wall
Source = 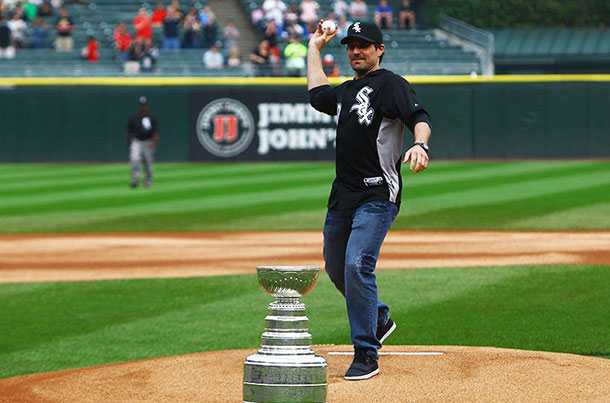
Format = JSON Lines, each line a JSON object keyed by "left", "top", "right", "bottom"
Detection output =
{"left": 190, "top": 88, "right": 338, "bottom": 161}
{"left": 196, "top": 98, "right": 255, "bottom": 158}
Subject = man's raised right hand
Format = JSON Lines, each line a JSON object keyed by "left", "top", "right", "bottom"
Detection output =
{"left": 308, "top": 19, "right": 338, "bottom": 51}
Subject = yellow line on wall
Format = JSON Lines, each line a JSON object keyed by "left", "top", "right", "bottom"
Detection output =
{"left": 1, "top": 74, "right": 610, "bottom": 86}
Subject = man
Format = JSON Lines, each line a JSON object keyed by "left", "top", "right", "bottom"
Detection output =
{"left": 283, "top": 35, "right": 307, "bottom": 77}
{"left": 127, "top": 97, "right": 159, "bottom": 188}
{"left": 203, "top": 41, "right": 223, "bottom": 69}
{"left": 374, "top": 0, "right": 393, "bottom": 29}
{"left": 133, "top": 8, "right": 153, "bottom": 41}
{"left": 307, "top": 21, "right": 431, "bottom": 380}
{"left": 55, "top": 7, "right": 75, "bottom": 52}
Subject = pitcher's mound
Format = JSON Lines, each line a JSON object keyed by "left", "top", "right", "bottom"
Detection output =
{"left": 1, "top": 345, "right": 608, "bottom": 402}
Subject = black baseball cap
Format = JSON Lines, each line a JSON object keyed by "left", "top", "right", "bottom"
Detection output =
{"left": 139, "top": 96, "right": 148, "bottom": 105}
{"left": 340, "top": 21, "right": 383, "bottom": 45}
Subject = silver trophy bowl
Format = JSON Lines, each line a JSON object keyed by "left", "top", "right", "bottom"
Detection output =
{"left": 257, "top": 266, "right": 319, "bottom": 299}
{"left": 243, "top": 266, "right": 327, "bottom": 403}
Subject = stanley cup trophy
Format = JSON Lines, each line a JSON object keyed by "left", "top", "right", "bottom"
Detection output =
{"left": 243, "top": 266, "right": 328, "bottom": 403}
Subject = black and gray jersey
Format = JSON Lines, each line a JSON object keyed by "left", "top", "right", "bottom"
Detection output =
{"left": 309, "top": 68, "right": 430, "bottom": 211}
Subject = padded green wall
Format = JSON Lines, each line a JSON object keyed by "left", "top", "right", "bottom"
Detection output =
{"left": 0, "top": 86, "right": 190, "bottom": 162}
{"left": 0, "top": 81, "right": 608, "bottom": 162}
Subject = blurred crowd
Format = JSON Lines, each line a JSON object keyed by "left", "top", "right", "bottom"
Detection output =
{"left": 0, "top": 0, "right": 416, "bottom": 75}
{"left": 0, "top": 0, "right": 87, "bottom": 59}
{"left": 248, "top": 0, "right": 416, "bottom": 76}
{"left": 113, "top": 1, "right": 242, "bottom": 72}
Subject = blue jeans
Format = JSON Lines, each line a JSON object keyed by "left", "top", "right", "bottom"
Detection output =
{"left": 163, "top": 37, "right": 180, "bottom": 50}
{"left": 323, "top": 200, "right": 398, "bottom": 359}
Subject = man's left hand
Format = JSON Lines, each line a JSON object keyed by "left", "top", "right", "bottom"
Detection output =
{"left": 403, "top": 145, "right": 429, "bottom": 174}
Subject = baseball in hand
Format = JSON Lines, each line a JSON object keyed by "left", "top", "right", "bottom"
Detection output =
{"left": 321, "top": 20, "right": 337, "bottom": 33}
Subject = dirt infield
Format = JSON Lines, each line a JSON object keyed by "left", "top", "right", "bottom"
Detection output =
{"left": 1, "top": 345, "right": 609, "bottom": 402}
{"left": 1, "top": 231, "right": 609, "bottom": 283}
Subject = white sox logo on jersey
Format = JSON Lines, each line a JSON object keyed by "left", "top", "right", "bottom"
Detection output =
{"left": 350, "top": 86, "right": 374, "bottom": 126}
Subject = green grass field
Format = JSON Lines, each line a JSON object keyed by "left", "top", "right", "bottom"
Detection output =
{"left": 0, "top": 161, "right": 609, "bottom": 379}
{"left": 0, "top": 161, "right": 609, "bottom": 232}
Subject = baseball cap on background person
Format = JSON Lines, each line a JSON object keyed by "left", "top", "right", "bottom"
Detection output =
{"left": 340, "top": 21, "right": 383, "bottom": 45}
{"left": 139, "top": 96, "right": 148, "bottom": 105}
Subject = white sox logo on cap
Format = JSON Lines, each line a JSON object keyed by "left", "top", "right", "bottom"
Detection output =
{"left": 353, "top": 22, "right": 361, "bottom": 33}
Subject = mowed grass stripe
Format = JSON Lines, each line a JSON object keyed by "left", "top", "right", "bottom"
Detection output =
{"left": 1, "top": 161, "right": 599, "bottom": 209}
{"left": 398, "top": 183, "right": 610, "bottom": 229}
{"left": 401, "top": 168, "right": 610, "bottom": 214}
{"left": 33, "top": 170, "right": 610, "bottom": 232}
{"left": 0, "top": 162, "right": 331, "bottom": 193}
{"left": 0, "top": 170, "right": 333, "bottom": 216}
{"left": 84, "top": 167, "right": 610, "bottom": 231}
{"left": 0, "top": 161, "right": 609, "bottom": 232}
{"left": 60, "top": 194, "right": 329, "bottom": 232}
{"left": 0, "top": 165, "right": 334, "bottom": 209}
{"left": 402, "top": 162, "right": 604, "bottom": 199}
{"left": 0, "top": 164, "right": 127, "bottom": 182}
{"left": 0, "top": 161, "right": 269, "bottom": 182}
{"left": 0, "top": 184, "right": 332, "bottom": 232}
{"left": 404, "top": 161, "right": 600, "bottom": 186}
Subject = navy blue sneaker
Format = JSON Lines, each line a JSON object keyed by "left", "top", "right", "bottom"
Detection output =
{"left": 344, "top": 349, "right": 379, "bottom": 381}
{"left": 377, "top": 318, "right": 397, "bottom": 347}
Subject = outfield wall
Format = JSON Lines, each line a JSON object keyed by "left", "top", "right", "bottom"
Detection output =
{"left": 1, "top": 76, "right": 609, "bottom": 162}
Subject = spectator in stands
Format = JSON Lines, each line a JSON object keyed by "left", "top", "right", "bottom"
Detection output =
{"left": 181, "top": 6, "right": 201, "bottom": 48}
{"left": 200, "top": 5, "right": 218, "bottom": 48}
{"left": 262, "top": 0, "right": 286, "bottom": 29}
{"left": 263, "top": 18, "right": 280, "bottom": 57}
{"left": 54, "top": 6, "right": 74, "bottom": 52}
{"left": 0, "top": 14, "right": 15, "bottom": 59}
{"left": 113, "top": 21, "right": 132, "bottom": 60}
{"left": 226, "top": 45, "right": 241, "bottom": 67}
{"left": 333, "top": 0, "right": 349, "bottom": 19}
{"left": 140, "top": 38, "right": 158, "bottom": 71}
{"left": 283, "top": 34, "right": 306, "bottom": 76}
{"left": 337, "top": 15, "right": 350, "bottom": 37}
{"left": 374, "top": 0, "right": 392, "bottom": 29}
{"left": 322, "top": 53, "right": 340, "bottom": 76}
{"left": 251, "top": 7, "right": 264, "bottom": 26}
{"left": 250, "top": 39, "right": 271, "bottom": 77}
{"left": 128, "top": 36, "right": 144, "bottom": 62}
{"left": 30, "top": 15, "right": 48, "bottom": 48}
{"left": 152, "top": 1, "right": 166, "bottom": 28}
{"left": 80, "top": 35, "right": 98, "bottom": 62}
{"left": 7, "top": 12, "right": 26, "bottom": 48}
{"left": 283, "top": 14, "right": 304, "bottom": 40}
{"left": 198, "top": 5, "right": 214, "bottom": 27}
{"left": 203, "top": 41, "right": 223, "bottom": 69}
{"left": 398, "top": 0, "right": 415, "bottom": 30}
{"left": 299, "top": 0, "right": 319, "bottom": 33}
{"left": 170, "top": 0, "right": 184, "bottom": 18}
{"left": 349, "top": 0, "right": 367, "bottom": 20}
{"left": 133, "top": 8, "right": 153, "bottom": 41}
{"left": 37, "top": 1, "right": 53, "bottom": 17}
{"left": 222, "top": 19, "right": 239, "bottom": 50}
{"left": 24, "top": 1, "right": 38, "bottom": 22}
{"left": 284, "top": 1, "right": 301, "bottom": 26}
{"left": 11, "top": 2, "right": 28, "bottom": 22}
{"left": 162, "top": 5, "right": 181, "bottom": 50}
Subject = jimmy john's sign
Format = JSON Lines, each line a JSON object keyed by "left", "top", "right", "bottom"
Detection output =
{"left": 190, "top": 88, "right": 337, "bottom": 161}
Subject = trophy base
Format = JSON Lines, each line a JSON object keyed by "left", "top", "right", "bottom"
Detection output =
{"left": 243, "top": 353, "right": 327, "bottom": 403}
